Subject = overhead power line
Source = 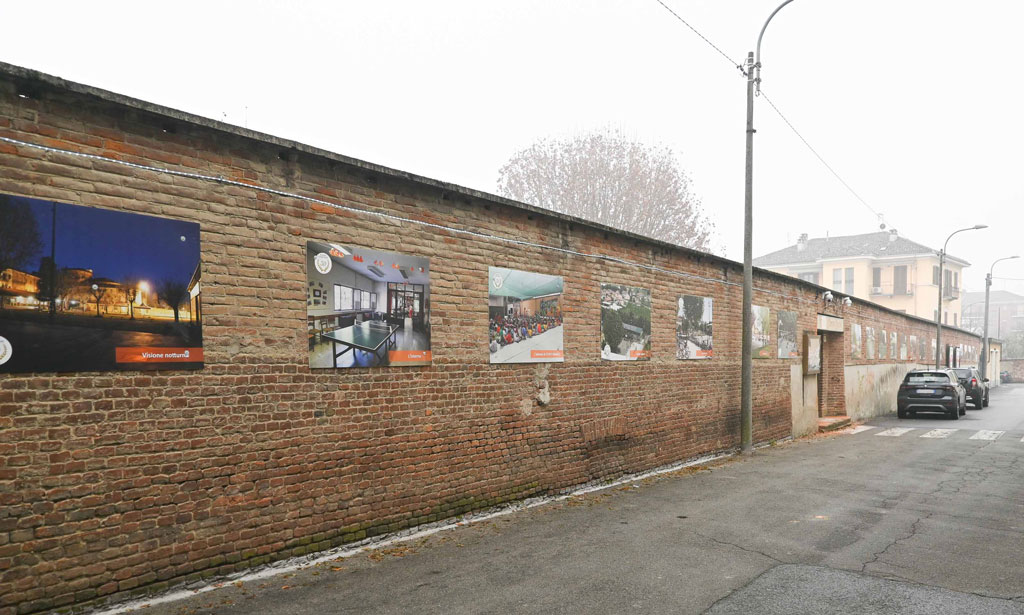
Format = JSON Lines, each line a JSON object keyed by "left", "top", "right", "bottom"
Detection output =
{"left": 652, "top": 0, "right": 894, "bottom": 232}
{"left": 651, "top": 0, "right": 745, "bottom": 73}
{"left": 758, "top": 90, "right": 886, "bottom": 224}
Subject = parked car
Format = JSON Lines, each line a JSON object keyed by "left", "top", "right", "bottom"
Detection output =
{"left": 1001, "top": 370, "right": 1013, "bottom": 383}
{"left": 897, "top": 369, "right": 966, "bottom": 419}
{"left": 952, "top": 367, "right": 990, "bottom": 408}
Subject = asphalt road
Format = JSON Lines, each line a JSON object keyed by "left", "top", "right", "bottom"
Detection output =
{"left": 116, "top": 385, "right": 1024, "bottom": 615}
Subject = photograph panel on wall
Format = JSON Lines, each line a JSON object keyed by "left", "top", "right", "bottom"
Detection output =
{"left": 0, "top": 194, "right": 203, "bottom": 373}
{"left": 890, "top": 331, "right": 899, "bottom": 360}
{"left": 899, "top": 334, "right": 908, "bottom": 361}
{"left": 676, "top": 295, "right": 713, "bottom": 360}
{"left": 865, "top": 326, "right": 876, "bottom": 359}
{"left": 850, "top": 323, "right": 863, "bottom": 359}
{"left": 600, "top": 283, "right": 651, "bottom": 361}
{"left": 918, "top": 335, "right": 927, "bottom": 362}
{"left": 306, "top": 240, "right": 430, "bottom": 368}
{"left": 804, "top": 333, "right": 821, "bottom": 375}
{"left": 909, "top": 335, "right": 918, "bottom": 362}
{"left": 777, "top": 310, "right": 799, "bottom": 359}
{"left": 488, "top": 267, "right": 563, "bottom": 363}
{"left": 879, "top": 330, "right": 888, "bottom": 359}
{"left": 752, "top": 305, "right": 773, "bottom": 359}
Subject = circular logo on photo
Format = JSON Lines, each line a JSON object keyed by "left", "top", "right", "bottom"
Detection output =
{"left": 314, "top": 252, "right": 333, "bottom": 275}
{"left": 491, "top": 274, "right": 504, "bottom": 290}
{"left": 0, "top": 336, "right": 11, "bottom": 366}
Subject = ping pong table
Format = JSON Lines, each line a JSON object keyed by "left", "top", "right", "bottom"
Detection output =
{"left": 321, "top": 321, "right": 400, "bottom": 367}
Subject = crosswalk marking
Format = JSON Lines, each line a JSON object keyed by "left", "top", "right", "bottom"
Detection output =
{"left": 877, "top": 428, "right": 915, "bottom": 437}
{"left": 920, "top": 429, "right": 957, "bottom": 439}
{"left": 848, "top": 425, "right": 877, "bottom": 435}
{"left": 969, "top": 430, "right": 1005, "bottom": 441}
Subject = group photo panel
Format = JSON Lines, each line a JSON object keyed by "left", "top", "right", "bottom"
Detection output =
{"left": 306, "top": 240, "right": 430, "bottom": 368}
{"left": 0, "top": 194, "right": 202, "bottom": 373}
{"left": 488, "top": 267, "right": 564, "bottom": 363}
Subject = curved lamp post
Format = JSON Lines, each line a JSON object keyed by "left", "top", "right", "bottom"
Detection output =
{"left": 934, "top": 225, "right": 986, "bottom": 368}
{"left": 981, "top": 255, "right": 1018, "bottom": 379}
{"left": 741, "top": 0, "right": 797, "bottom": 454}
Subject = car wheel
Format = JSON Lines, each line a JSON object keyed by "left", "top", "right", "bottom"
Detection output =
{"left": 974, "top": 396, "right": 983, "bottom": 409}
{"left": 897, "top": 408, "right": 907, "bottom": 419}
{"left": 948, "top": 404, "right": 959, "bottom": 420}
{"left": 983, "top": 394, "right": 990, "bottom": 408}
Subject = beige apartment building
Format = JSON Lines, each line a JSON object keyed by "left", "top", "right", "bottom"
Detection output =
{"left": 754, "top": 231, "right": 968, "bottom": 327}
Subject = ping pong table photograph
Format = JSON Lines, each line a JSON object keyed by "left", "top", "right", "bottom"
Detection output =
{"left": 320, "top": 321, "right": 400, "bottom": 367}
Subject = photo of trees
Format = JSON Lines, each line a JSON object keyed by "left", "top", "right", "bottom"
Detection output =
{"left": 0, "top": 194, "right": 202, "bottom": 373}
{"left": 777, "top": 310, "right": 799, "bottom": 358}
{"left": 676, "top": 295, "right": 712, "bottom": 359}
{"left": 600, "top": 283, "right": 651, "bottom": 361}
{"left": 751, "top": 305, "right": 772, "bottom": 359}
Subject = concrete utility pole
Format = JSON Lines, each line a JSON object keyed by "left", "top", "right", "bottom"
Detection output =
{"left": 935, "top": 225, "right": 986, "bottom": 369}
{"left": 741, "top": 0, "right": 796, "bottom": 455}
{"left": 982, "top": 255, "right": 1018, "bottom": 379}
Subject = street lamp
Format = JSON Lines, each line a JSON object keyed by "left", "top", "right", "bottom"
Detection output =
{"left": 935, "top": 225, "right": 987, "bottom": 368}
{"left": 741, "top": 0, "right": 797, "bottom": 455}
{"left": 981, "top": 255, "right": 1018, "bottom": 379}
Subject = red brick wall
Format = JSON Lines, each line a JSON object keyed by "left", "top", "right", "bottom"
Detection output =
{"left": 0, "top": 68, "right": 982, "bottom": 613}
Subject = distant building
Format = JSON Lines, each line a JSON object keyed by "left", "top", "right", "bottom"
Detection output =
{"left": 754, "top": 230, "right": 969, "bottom": 325}
{"left": 962, "top": 290, "right": 1024, "bottom": 337}
{"left": 0, "top": 268, "right": 40, "bottom": 307}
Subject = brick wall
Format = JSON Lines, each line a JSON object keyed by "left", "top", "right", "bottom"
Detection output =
{"left": 1001, "top": 358, "right": 1024, "bottom": 381}
{"left": 0, "top": 65, "right": 982, "bottom": 614}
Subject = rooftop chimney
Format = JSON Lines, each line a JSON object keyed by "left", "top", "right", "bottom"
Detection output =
{"left": 796, "top": 233, "right": 809, "bottom": 251}
{"left": 888, "top": 229, "right": 898, "bottom": 242}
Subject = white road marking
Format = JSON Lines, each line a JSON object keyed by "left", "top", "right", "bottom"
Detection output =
{"left": 876, "top": 428, "right": 915, "bottom": 437}
{"left": 920, "top": 429, "right": 957, "bottom": 439}
{"left": 848, "top": 425, "right": 877, "bottom": 435}
{"left": 970, "top": 430, "right": 1004, "bottom": 441}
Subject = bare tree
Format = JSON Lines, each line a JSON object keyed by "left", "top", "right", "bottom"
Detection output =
{"left": 121, "top": 276, "right": 141, "bottom": 319}
{"left": 89, "top": 284, "right": 109, "bottom": 318}
{"left": 157, "top": 279, "right": 189, "bottom": 323}
{"left": 497, "top": 131, "right": 715, "bottom": 251}
{"left": 0, "top": 195, "right": 43, "bottom": 309}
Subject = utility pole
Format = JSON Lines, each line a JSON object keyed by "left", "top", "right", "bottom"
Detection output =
{"left": 982, "top": 255, "right": 1018, "bottom": 379}
{"left": 935, "top": 225, "right": 986, "bottom": 369}
{"left": 741, "top": 0, "right": 796, "bottom": 455}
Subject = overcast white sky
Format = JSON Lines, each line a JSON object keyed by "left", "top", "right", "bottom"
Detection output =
{"left": 1, "top": 1, "right": 1021, "bottom": 296}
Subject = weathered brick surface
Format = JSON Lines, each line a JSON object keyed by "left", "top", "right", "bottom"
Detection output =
{"left": 0, "top": 69, "right": 982, "bottom": 614}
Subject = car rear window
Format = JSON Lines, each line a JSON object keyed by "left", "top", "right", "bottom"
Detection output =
{"left": 952, "top": 369, "right": 971, "bottom": 378}
{"left": 906, "top": 372, "right": 951, "bottom": 384}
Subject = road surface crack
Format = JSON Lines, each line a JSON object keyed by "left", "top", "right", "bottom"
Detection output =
{"left": 860, "top": 512, "right": 932, "bottom": 573}
{"left": 693, "top": 531, "right": 784, "bottom": 565}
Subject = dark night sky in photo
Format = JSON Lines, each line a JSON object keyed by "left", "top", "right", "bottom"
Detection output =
{"left": 17, "top": 195, "right": 200, "bottom": 283}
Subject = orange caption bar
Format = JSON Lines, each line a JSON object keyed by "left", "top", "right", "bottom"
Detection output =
{"left": 530, "top": 349, "right": 564, "bottom": 359}
{"left": 388, "top": 350, "right": 432, "bottom": 365}
{"left": 629, "top": 350, "right": 652, "bottom": 359}
{"left": 115, "top": 347, "right": 204, "bottom": 363}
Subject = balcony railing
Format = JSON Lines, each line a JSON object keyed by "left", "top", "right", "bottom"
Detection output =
{"left": 943, "top": 286, "right": 960, "bottom": 300}
{"left": 869, "top": 283, "right": 915, "bottom": 297}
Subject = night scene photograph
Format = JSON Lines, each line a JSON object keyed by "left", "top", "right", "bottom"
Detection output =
{"left": 0, "top": 193, "right": 203, "bottom": 373}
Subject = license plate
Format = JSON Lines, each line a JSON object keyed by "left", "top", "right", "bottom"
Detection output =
{"left": 916, "top": 388, "right": 935, "bottom": 394}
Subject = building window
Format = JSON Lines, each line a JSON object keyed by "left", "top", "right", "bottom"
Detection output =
{"left": 872, "top": 267, "right": 882, "bottom": 289}
{"left": 845, "top": 267, "right": 854, "bottom": 295}
{"left": 934, "top": 309, "right": 938, "bottom": 321}
{"left": 832, "top": 269, "right": 842, "bottom": 291}
{"left": 334, "top": 284, "right": 353, "bottom": 311}
{"left": 798, "top": 272, "right": 819, "bottom": 284}
{"left": 953, "top": 313, "right": 958, "bottom": 327}
{"left": 953, "top": 271, "right": 958, "bottom": 290}
{"left": 944, "top": 311, "right": 948, "bottom": 324}
{"left": 933, "top": 266, "right": 940, "bottom": 286}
